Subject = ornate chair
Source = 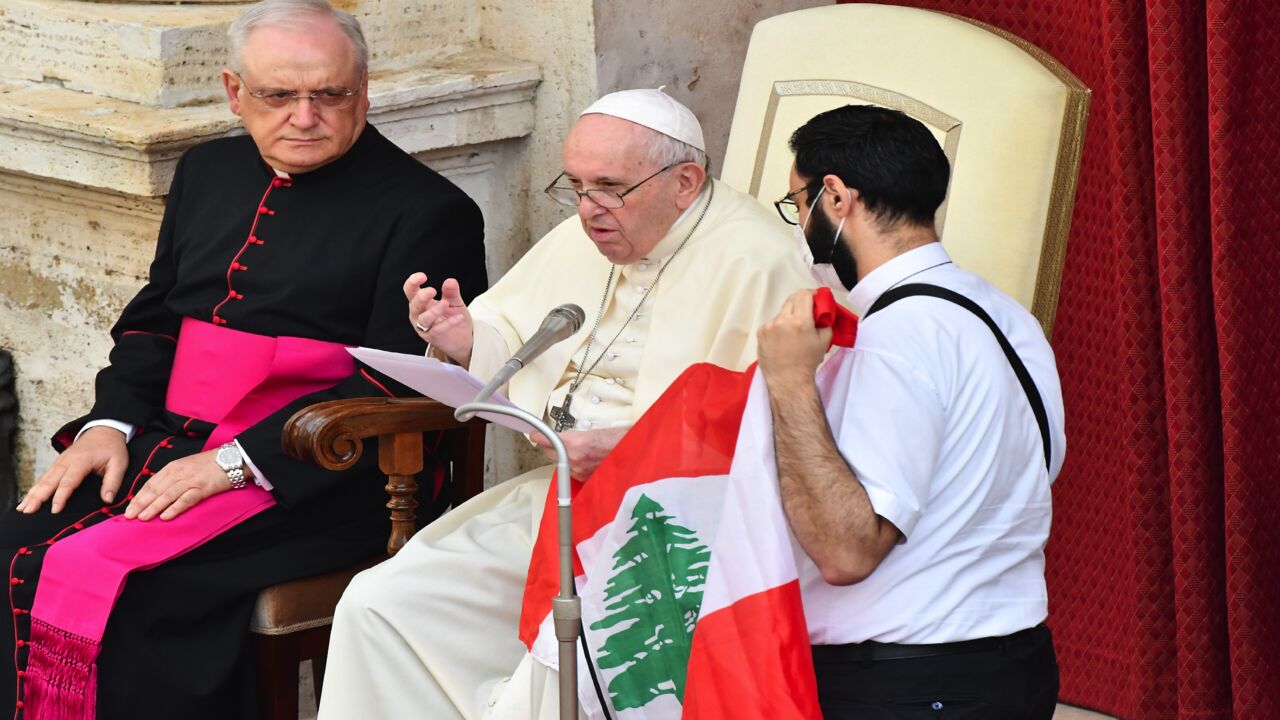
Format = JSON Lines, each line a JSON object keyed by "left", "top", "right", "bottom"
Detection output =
{"left": 252, "top": 397, "right": 486, "bottom": 719}
{"left": 721, "top": 3, "right": 1091, "bottom": 333}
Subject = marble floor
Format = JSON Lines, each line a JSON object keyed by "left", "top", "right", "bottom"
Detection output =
{"left": 1055, "top": 704, "right": 1119, "bottom": 719}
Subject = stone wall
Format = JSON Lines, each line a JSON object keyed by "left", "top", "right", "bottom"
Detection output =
{"left": 0, "top": 174, "right": 164, "bottom": 486}
{"left": 594, "top": 0, "right": 829, "bottom": 170}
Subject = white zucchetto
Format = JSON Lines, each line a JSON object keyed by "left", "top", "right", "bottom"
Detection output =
{"left": 579, "top": 88, "right": 706, "bottom": 152}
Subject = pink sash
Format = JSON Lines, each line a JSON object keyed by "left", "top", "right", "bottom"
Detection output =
{"left": 22, "top": 318, "right": 354, "bottom": 719}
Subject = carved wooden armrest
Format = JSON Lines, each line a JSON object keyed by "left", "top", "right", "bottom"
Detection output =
{"left": 282, "top": 397, "right": 486, "bottom": 554}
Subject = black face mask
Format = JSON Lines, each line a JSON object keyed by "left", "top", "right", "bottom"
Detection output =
{"left": 805, "top": 200, "right": 859, "bottom": 290}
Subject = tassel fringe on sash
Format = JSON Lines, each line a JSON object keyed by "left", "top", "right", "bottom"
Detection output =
{"left": 21, "top": 619, "right": 98, "bottom": 720}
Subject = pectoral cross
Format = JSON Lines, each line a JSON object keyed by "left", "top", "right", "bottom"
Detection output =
{"left": 550, "top": 393, "right": 576, "bottom": 432}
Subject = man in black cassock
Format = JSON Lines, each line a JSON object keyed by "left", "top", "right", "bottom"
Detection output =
{"left": 0, "top": 1, "right": 486, "bottom": 717}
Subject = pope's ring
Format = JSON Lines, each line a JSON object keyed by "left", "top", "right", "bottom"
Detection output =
{"left": 414, "top": 320, "right": 430, "bottom": 333}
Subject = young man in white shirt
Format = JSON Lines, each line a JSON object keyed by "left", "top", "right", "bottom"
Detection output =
{"left": 759, "top": 104, "right": 1067, "bottom": 719}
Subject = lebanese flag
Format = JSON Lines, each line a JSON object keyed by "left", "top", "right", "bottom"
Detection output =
{"left": 518, "top": 289, "right": 853, "bottom": 719}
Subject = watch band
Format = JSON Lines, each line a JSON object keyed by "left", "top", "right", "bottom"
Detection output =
{"left": 216, "top": 442, "right": 249, "bottom": 490}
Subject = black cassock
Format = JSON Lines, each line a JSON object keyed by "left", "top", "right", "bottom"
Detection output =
{"left": 0, "top": 124, "right": 487, "bottom": 719}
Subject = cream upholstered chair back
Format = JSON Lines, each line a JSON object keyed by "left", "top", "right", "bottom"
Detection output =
{"left": 721, "top": 3, "right": 1090, "bottom": 337}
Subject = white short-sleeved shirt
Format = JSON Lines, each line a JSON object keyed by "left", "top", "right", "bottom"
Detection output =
{"left": 800, "top": 242, "right": 1067, "bottom": 645}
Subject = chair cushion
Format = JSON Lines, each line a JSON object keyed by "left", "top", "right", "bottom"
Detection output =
{"left": 250, "top": 557, "right": 383, "bottom": 636}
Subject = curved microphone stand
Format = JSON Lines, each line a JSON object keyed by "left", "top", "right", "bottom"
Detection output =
{"left": 455, "top": 398, "right": 580, "bottom": 720}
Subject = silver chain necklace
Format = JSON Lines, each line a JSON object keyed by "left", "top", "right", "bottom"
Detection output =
{"left": 550, "top": 182, "right": 715, "bottom": 431}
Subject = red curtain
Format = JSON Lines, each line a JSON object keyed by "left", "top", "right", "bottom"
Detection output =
{"left": 828, "top": 1, "right": 1279, "bottom": 717}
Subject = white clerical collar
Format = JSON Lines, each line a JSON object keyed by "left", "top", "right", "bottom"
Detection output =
{"left": 638, "top": 180, "right": 714, "bottom": 263}
{"left": 847, "top": 242, "right": 952, "bottom": 316}
{"left": 272, "top": 168, "right": 291, "bottom": 179}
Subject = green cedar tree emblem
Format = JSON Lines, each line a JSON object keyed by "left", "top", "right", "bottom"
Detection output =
{"left": 589, "top": 493, "right": 711, "bottom": 710}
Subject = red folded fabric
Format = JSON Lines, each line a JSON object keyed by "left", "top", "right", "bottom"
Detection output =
{"left": 811, "top": 287, "right": 858, "bottom": 348}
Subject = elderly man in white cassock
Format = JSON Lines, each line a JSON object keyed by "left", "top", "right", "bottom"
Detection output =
{"left": 319, "top": 89, "right": 815, "bottom": 719}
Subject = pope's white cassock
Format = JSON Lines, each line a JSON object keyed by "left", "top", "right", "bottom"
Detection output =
{"left": 319, "top": 172, "right": 814, "bottom": 719}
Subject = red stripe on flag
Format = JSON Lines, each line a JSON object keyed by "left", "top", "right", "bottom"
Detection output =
{"left": 520, "top": 362, "right": 757, "bottom": 648}
{"left": 683, "top": 580, "right": 822, "bottom": 719}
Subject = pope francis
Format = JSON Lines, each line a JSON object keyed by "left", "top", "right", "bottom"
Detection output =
{"left": 319, "top": 89, "right": 815, "bottom": 719}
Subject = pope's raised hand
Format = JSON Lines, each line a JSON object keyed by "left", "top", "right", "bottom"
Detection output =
{"left": 404, "top": 273, "right": 474, "bottom": 368}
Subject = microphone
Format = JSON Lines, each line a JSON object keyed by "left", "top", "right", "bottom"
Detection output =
{"left": 472, "top": 304, "right": 586, "bottom": 403}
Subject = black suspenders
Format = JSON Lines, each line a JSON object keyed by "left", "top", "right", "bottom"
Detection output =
{"left": 865, "top": 283, "right": 1052, "bottom": 472}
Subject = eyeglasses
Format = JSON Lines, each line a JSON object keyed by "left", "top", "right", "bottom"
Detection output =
{"left": 235, "top": 73, "right": 360, "bottom": 110}
{"left": 774, "top": 184, "right": 817, "bottom": 226}
{"left": 544, "top": 163, "right": 680, "bottom": 208}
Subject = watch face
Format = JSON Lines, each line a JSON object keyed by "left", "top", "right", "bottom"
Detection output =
{"left": 215, "top": 444, "right": 241, "bottom": 468}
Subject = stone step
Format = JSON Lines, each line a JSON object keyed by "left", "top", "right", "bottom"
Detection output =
{"left": 0, "top": 48, "right": 540, "bottom": 197}
{"left": 0, "top": 0, "right": 242, "bottom": 108}
{"left": 0, "top": 0, "right": 480, "bottom": 108}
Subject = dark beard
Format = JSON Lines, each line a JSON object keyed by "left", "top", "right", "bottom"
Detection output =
{"left": 806, "top": 207, "right": 859, "bottom": 289}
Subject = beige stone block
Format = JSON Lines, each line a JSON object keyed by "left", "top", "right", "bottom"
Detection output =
{"left": 0, "top": 84, "right": 237, "bottom": 198}
{"left": 0, "top": 0, "right": 244, "bottom": 107}
{"left": 368, "top": 50, "right": 540, "bottom": 155}
{"left": 0, "top": 171, "right": 162, "bottom": 488}
{"left": 0, "top": 0, "right": 481, "bottom": 108}
{"left": 345, "top": 0, "right": 479, "bottom": 73}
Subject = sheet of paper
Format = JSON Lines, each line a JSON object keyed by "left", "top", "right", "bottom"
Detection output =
{"left": 348, "top": 347, "right": 536, "bottom": 434}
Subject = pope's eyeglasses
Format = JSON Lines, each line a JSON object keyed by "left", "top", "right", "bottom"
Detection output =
{"left": 544, "top": 163, "right": 681, "bottom": 209}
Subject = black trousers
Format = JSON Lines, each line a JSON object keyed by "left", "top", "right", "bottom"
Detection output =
{"left": 812, "top": 624, "right": 1059, "bottom": 720}
{"left": 0, "top": 426, "right": 449, "bottom": 720}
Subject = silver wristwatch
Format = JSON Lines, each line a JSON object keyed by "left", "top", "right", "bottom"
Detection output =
{"left": 214, "top": 442, "right": 248, "bottom": 490}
